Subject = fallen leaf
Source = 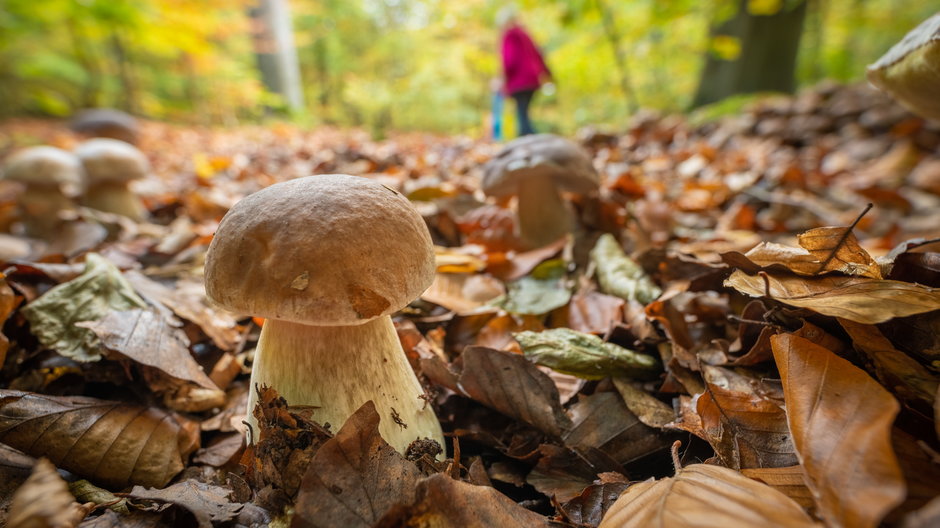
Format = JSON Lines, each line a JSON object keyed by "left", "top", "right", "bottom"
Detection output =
{"left": 421, "top": 272, "right": 504, "bottom": 313}
{"left": 74, "top": 509, "right": 164, "bottom": 528}
{"left": 497, "top": 276, "right": 571, "bottom": 315}
{"left": 798, "top": 223, "right": 881, "bottom": 278}
{"left": 126, "top": 480, "right": 242, "bottom": 528}
{"left": 292, "top": 401, "right": 423, "bottom": 528}
{"left": 375, "top": 473, "right": 555, "bottom": 528}
{"left": 772, "top": 333, "right": 905, "bottom": 528}
{"left": 0, "top": 390, "right": 199, "bottom": 489}
{"left": 564, "top": 290, "right": 624, "bottom": 335}
{"left": 78, "top": 309, "right": 218, "bottom": 390}
{"left": 612, "top": 379, "right": 675, "bottom": 428}
{"left": 563, "top": 391, "right": 668, "bottom": 465}
{"left": 559, "top": 481, "right": 630, "bottom": 527}
{"left": 599, "top": 463, "right": 819, "bottom": 528}
{"left": 20, "top": 253, "right": 147, "bottom": 362}
{"left": 515, "top": 328, "right": 660, "bottom": 381}
{"left": 904, "top": 496, "right": 940, "bottom": 528}
{"left": 741, "top": 465, "right": 815, "bottom": 510}
{"left": 8, "top": 458, "right": 93, "bottom": 528}
{"left": 591, "top": 234, "right": 661, "bottom": 304}
{"left": 457, "top": 346, "right": 572, "bottom": 437}
{"left": 697, "top": 365, "right": 797, "bottom": 469}
{"left": 725, "top": 269, "right": 940, "bottom": 323}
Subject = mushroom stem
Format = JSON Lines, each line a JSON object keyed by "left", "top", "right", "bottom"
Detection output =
{"left": 19, "top": 185, "right": 74, "bottom": 238}
{"left": 515, "top": 174, "right": 574, "bottom": 249}
{"left": 83, "top": 181, "right": 146, "bottom": 220}
{"left": 245, "top": 315, "right": 444, "bottom": 455}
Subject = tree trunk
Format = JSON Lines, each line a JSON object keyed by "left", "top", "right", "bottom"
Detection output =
{"left": 595, "top": 0, "right": 639, "bottom": 114}
{"left": 249, "top": 0, "right": 305, "bottom": 113}
{"left": 692, "top": 0, "right": 808, "bottom": 108}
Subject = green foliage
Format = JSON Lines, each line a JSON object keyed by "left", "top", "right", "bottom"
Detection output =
{"left": 0, "top": 0, "right": 933, "bottom": 133}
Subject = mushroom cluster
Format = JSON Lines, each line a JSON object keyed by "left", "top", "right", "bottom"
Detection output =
{"left": 204, "top": 174, "right": 444, "bottom": 454}
{"left": 482, "top": 134, "right": 599, "bottom": 249}
{"left": 75, "top": 138, "right": 150, "bottom": 221}
{"left": 1, "top": 146, "right": 84, "bottom": 238}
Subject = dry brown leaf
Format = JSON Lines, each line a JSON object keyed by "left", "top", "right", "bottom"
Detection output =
{"left": 559, "top": 481, "right": 630, "bottom": 527}
{"left": 421, "top": 272, "right": 504, "bottom": 313}
{"left": 612, "top": 378, "right": 674, "bottom": 429}
{"left": 838, "top": 319, "right": 939, "bottom": 407}
{"left": 8, "top": 458, "right": 93, "bottom": 528}
{"left": 0, "top": 390, "right": 199, "bottom": 489}
{"left": 697, "top": 366, "right": 797, "bottom": 469}
{"left": 796, "top": 225, "right": 882, "bottom": 278}
{"left": 741, "top": 465, "right": 815, "bottom": 510}
{"left": 78, "top": 309, "right": 218, "bottom": 391}
{"left": 291, "top": 401, "right": 423, "bottom": 528}
{"left": 771, "top": 333, "right": 905, "bottom": 528}
{"left": 598, "top": 463, "right": 819, "bottom": 528}
{"left": 725, "top": 270, "right": 940, "bottom": 323}
{"left": 457, "top": 346, "right": 572, "bottom": 437}
{"left": 564, "top": 391, "right": 667, "bottom": 465}
{"left": 375, "top": 473, "right": 555, "bottom": 528}
{"left": 564, "top": 290, "right": 624, "bottom": 335}
{"left": 903, "top": 496, "right": 940, "bottom": 528}
{"left": 126, "top": 480, "right": 242, "bottom": 528}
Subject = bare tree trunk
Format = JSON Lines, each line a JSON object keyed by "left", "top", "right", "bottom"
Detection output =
{"left": 250, "top": 0, "right": 305, "bottom": 113}
{"left": 594, "top": 0, "right": 639, "bottom": 114}
{"left": 110, "top": 32, "right": 139, "bottom": 114}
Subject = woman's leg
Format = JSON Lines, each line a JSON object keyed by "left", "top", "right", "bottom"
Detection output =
{"left": 512, "top": 89, "right": 536, "bottom": 136}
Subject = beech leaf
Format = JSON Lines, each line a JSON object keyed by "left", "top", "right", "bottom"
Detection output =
{"left": 771, "top": 333, "right": 905, "bottom": 528}
{"left": 590, "top": 233, "right": 661, "bottom": 304}
{"left": 20, "top": 253, "right": 147, "bottom": 362}
{"left": 126, "top": 480, "right": 242, "bottom": 528}
{"left": 0, "top": 390, "right": 199, "bottom": 489}
{"left": 725, "top": 269, "right": 940, "bottom": 323}
{"left": 515, "top": 328, "right": 660, "bottom": 381}
{"left": 598, "top": 463, "right": 819, "bottom": 528}
{"left": 8, "top": 458, "right": 93, "bottom": 528}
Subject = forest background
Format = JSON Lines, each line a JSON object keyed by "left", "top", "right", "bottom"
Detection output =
{"left": 0, "top": 0, "right": 934, "bottom": 136}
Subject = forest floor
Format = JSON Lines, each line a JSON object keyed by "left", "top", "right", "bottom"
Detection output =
{"left": 1, "top": 81, "right": 939, "bottom": 528}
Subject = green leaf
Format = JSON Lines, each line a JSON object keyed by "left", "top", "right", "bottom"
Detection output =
{"left": 514, "top": 328, "right": 660, "bottom": 380}
{"left": 21, "top": 253, "right": 147, "bottom": 362}
{"left": 590, "top": 234, "right": 661, "bottom": 304}
{"left": 495, "top": 276, "right": 572, "bottom": 315}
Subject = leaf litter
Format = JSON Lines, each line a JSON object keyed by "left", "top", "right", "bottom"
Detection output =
{"left": 0, "top": 81, "right": 939, "bottom": 527}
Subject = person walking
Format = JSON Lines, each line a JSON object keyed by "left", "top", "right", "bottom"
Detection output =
{"left": 498, "top": 7, "right": 551, "bottom": 137}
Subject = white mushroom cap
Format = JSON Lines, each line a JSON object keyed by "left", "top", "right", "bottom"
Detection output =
{"left": 75, "top": 138, "right": 150, "bottom": 184}
{"left": 204, "top": 174, "right": 436, "bottom": 326}
{"left": 482, "top": 134, "right": 599, "bottom": 197}
{"left": 2, "top": 146, "right": 85, "bottom": 197}
{"left": 867, "top": 14, "right": 940, "bottom": 121}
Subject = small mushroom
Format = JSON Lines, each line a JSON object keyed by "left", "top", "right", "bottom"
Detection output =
{"left": 867, "top": 14, "right": 940, "bottom": 121}
{"left": 204, "top": 174, "right": 444, "bottom": 454}
{"left": 1, "top": 146, "right": 84, "bottom": 238}
{"left": 75, "top": 138, "right": 149, "bottom": 221}
{"left": 482, "top": 134, "right": 599, "bottom": 249}
{"left": 70, "top": 108, "right": 139, "bottom": 145}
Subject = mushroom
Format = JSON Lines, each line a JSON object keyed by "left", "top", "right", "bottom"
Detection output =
{"left": 1, "top": 146, "right": 84, "bottom": 238}
{"left": 482, "top": 134, "right": 599, "bottom": 249}
{"left": 867, "top": 14, "right": 940, "bottom": 121}
{"left": 70, "top": 108, "right": 139, "bottom": 145}
{"left": 204, "top": 174, "right": 444, "bottom": 454}
{"left": 75, "top": 138, "right": 149, "bottom": 221}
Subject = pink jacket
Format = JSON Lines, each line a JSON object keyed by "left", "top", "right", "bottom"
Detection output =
{"left": 501, "top": 25, "right": 550, "bottom": 95}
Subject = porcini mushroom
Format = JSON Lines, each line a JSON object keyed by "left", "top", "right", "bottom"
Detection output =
{"left": 482, "top": 134, "right": 599, "bottom": 249}
{"left": 1, "top": 146, "right": 84, "bottom": 238}
{"left": 70, "top": 108, "right": 139, "bottom": 145}
{"left": 867, "top": 14, "right": 940, "bottom": 121}
{"left": 204, "top": 174, "right": 444, "bottom": 454}
{"left": 75, "top": 138, "right": 149, "bottom": 221}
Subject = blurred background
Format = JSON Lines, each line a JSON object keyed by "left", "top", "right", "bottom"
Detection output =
{"left": 0, "top": 0, "right": 934, "bottom": 136}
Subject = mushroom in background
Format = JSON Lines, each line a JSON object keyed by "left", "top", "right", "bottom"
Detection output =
{"left": 204, "top": 174, "right": 444, "bottom": 455}
{"left": 1, "top": 146, "right": 84, "bottom": 238}
{"left": 867, "top": 14, "right": 940, "bottom": 121}
{"left": 482, "top": 133, "right": 599, "bottom": 249}
{"left": 70, "top": 108, "right": 139, "bottom": 145}
{"left": 75, "top": 138, "right": 150, "bottom": 221}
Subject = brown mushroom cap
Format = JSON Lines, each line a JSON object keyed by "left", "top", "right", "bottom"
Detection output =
{"left": 482, "top": 134, "right": 599, "bottom": 197}
{"left": 70, "top": 108, "right": 139, "bottom": 144}
{"left": 2, "top": 146, "right": 85, "bottom": 196}
{"left": 867, "top": 14, "right": 940, "bottom": 121}
{"left": 75, "top": 138, "right": 149, "bottom": 184}
{"left": 204, "top": 174, "right": 435, "bottom": 326}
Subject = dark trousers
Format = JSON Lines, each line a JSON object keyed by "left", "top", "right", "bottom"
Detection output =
{"left": 511, "top": 89, "right": 536, "bottom": 136}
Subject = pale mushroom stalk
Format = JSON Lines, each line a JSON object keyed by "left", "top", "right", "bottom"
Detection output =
{"left": 515, "top": 173, "right": 574, "bottom": 249}
{"left": 1, "top": 146, "right": 84, "bottom": 240}
{"left": 83, "top": 180, "right": 147, "bottom": 220}
{"left": 246, "top": 317, "right": 442, "bottom": 453}
{"left": 19, "top": 185, "right": 76, "bottom": 238}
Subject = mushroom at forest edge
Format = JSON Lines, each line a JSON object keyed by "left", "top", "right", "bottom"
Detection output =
{"left": 482, "top": 133, "right": 599, "bottom": 249}
{"left": 1, "top": 146, "right": 84, "bottom": 238}
{"left": 203, "top": 174, "right": 444, "bottom": 454}
{"left": 70, "top": 108, "right": 139, "bottom": 145}
{"left": 75, "top": 138, "right": 149, "bottom": 221}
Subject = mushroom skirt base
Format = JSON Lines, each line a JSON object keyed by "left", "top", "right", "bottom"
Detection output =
{"left": 515, "top": 174, "right": 574, "bottom": 250}
{"left": 83, "top": 181, "right": 147, "bottom": 221}
{"left": 244, "top": 315, "right": 445, "bottom": 455}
